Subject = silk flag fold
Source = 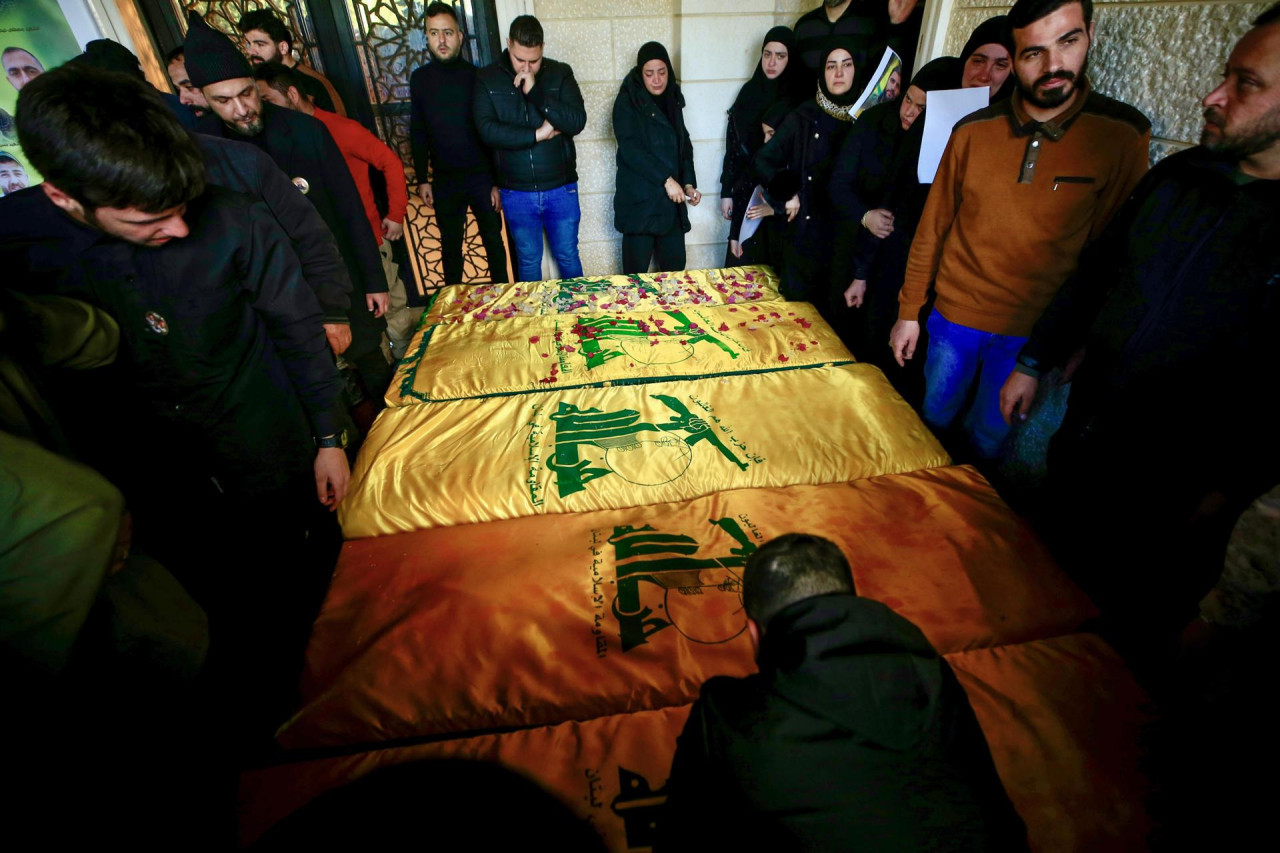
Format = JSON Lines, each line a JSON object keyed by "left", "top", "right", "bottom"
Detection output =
{"left": 340, "top": 364, "right": 949, "bottom": 538}
{"left": 387, "top": 302, "right": 851, "bottom": 405}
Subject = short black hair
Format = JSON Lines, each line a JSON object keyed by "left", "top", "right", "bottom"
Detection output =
{"left": 509, "top": 15, "right": 543, "bottom": 48}
{"left": 1008, "top": 0, "right": 1093, "bottom": 30}
{"left": 742, "top": 534, "right": 856, "bottom": 631}
{"left": 16, "top": 65, "right": 205, "bottom": 213}
{"left": 253, "top": 60, "right": 306, "bottom": 98}
{"left": 3, "top": 46, "right": 43, "bottom": 66}
{"left": 165, "top": 45, "right": 185, "bottom": 64}
{"left": 238, "top": 9, "right": 293, "bottom": 50}
{"left": 1256, "top": 1, "right": 1280, "bottom": 26}
{"left": 425, "top": 2, "right": 460, "bottom": 26}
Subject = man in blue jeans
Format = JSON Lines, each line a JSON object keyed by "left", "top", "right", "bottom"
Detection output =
{"left": 474, "top": 14, "right": 586, "bottom": 281}
{"left": 889, "top": 0, "right": 1149, "bottom": 459}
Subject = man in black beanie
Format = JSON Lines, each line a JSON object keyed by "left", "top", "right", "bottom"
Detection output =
{"left": 409, "top": 1, "right": 508, "bottom": 287}
{"left": 185, "top": 11, "right": 393, "bottom": 404}
{"left": 71, "top": 38, "right": 199, "bottom": 128}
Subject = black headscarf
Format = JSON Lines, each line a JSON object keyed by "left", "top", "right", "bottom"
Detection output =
{"left": 728, "top": 27, "right": 803, "bottom": 152}
{"left": 958, "top": 17, "right": 1016, "bottom": 100}
{"left": 636, "top": 41, "right": 683, "bottom": 136}
{"left": 960, "top": 16, "right": 1014, "bottom": 67}
{"left": 910, "top": 56, "right": 961, "bottom": 95}
{"left": 761, "top": 101, "right": 792, "bottom": 133}
{"left": 816, "top": 37, "right": 861, "bottom": 118}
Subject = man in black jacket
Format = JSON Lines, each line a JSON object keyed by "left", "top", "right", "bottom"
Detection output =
{"left": 410, "top": 1, "right": 507, "bottom": 286}
{"left": 655, "top": 533, "right": 1028, "bottom": 852}
{"left": 474, "top": 14, "right": 586, "bottom": 282}
{"left": 2, "top": 63, "right": 346, "bottom": 738}
{"left": 185, "top": 11, "right": 393, "bottom": 402}
{"left": 998, "top": 4, "right": 1280, "bottom": 669}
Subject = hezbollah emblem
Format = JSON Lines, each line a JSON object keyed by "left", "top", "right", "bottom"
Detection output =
{"left": 143, "top": 311, "right": 169, "bottom": 335}
{"left": 291, "top": 176, "right": 310, "bottom": 194}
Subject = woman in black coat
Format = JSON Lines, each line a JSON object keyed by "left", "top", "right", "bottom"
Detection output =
{"left": 613, "top": 42, "right": 700, "bottom": 274}
{"left": 753, "top": 38, "right": 859, "bottom": 308}
{"left": 828, "top": 56, "right": 958, "bottom": 375}
{"left": 719, "top": 26, "right": 803, "bottom": 266}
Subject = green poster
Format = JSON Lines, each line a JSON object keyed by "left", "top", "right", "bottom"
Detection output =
{"left": 1, "top": 0, "right": 83, "bottom": 193}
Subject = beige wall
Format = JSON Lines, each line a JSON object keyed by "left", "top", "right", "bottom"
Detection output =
{"left": 514, "top": 1, "right": 815, "bottom": 276}
{"left": 937, "top": 0, "right": 1270, "bottom": 162}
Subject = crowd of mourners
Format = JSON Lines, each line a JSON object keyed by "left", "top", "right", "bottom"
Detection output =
{"left": 1, "top": 0, "right": 1277, "bottom": 848}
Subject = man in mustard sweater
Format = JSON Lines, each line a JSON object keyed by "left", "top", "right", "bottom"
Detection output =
{"left": 889, "top": 0, "right": 1149, "bottom": 459}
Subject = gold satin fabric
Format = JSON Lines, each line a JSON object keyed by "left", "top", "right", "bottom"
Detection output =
{"left": 386, "top": 301, "right": 852, "bottom": 405}
{"left": 246, "top": 636, "right": 1150, "bottom": 853}
{"left": 424, "top": 265, "right": 782, "bottom": 325}
{"left": 339, "top": 364, "right": 950, "bottom": 538}
{"left": 287, "top": 465, "right": 1092, "bottom": 748}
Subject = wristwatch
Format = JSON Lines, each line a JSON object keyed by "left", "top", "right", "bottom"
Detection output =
{"left": 315, "top": 429, "right": 350, "bottom": 449}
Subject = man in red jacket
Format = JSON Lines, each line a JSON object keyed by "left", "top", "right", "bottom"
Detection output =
{"left": 255, "top": 61, "right": 417, "bottom": 354}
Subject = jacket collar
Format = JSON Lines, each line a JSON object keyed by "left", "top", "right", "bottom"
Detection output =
{"left": 1009, "top": 77, "right": 1091, "bottom": 140}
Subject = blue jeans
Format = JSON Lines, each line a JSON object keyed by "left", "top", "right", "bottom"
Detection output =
{"left": 921, "top": 309, "right": 1026, "bottom": 459}
{"left": 500, "top": 183, "right": 583, "bottom": 281}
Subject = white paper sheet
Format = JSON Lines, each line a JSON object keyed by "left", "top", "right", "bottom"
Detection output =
{"left": 917, "top": 87, "right": 990, "bottom": 184}
{"left": 738, "top": 185, "right": 768, "bottom": 245}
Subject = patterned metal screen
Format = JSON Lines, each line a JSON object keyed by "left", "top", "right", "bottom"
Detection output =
{"left": 341, "top": 0, "right": 504, "bottom": 295}
{"left": 171, "top": 1, "right": 326, "bottom": 71}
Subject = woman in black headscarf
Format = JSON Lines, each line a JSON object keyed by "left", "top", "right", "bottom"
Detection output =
{"left": 719, "top": 26, "right": 803, "bottom": 265}
{"left": 828, "top": 56, "right": 957, "bottom": 361}
{"left": 612, "top": 41, "right": 700, "bottom": 274}
{"left": 830, "top": 57, "right": 960, "bottom": 402}
{"left": 753, "top": 38, "right": 859, "bottom": 308}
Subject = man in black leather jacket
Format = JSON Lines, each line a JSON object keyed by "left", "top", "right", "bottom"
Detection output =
{"left": 473, "top": 14, "right": 586, "bottom": 281}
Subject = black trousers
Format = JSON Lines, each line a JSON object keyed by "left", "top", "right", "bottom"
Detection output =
{"left": 435, "top": 179, "right": 509, "bottom": 286}
{"left": 622, "top": 227, "right": 686, "bottom": 274}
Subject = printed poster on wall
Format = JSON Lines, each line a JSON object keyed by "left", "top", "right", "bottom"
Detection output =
{"left": 0, "top": 0, "right": 83, "bottom": 195}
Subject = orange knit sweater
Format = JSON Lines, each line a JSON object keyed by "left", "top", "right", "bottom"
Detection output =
{"left": 899, "top": 85, "right": 1150, "bottom": 337}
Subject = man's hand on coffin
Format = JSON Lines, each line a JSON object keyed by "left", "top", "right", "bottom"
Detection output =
{"left": 315, "top": 447, "right": 350, "bottom": 509}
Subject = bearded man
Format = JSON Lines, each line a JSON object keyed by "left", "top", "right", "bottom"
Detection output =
{"left": 890, "top": 0, "right": 1150, "bottom": 462}
{"left": 997, "top": 3, "right": 1280, "bottom": 670}
{"left": 408, "top": 1, "right": 508, "bottom": 286}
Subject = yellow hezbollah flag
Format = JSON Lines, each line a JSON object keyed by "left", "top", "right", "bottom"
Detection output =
{"left": 339, "top": 364, "right": 949, "bottom": 538}
{"left": 246, "top": 635, "right": 1152, "bottom": 853}
{"left": 386, "top": 302, "right": 851, "bottom": 405}
{"left": 424, "top": 265, "right": 781, "bottom": 325}
{"left": 286, "top": 466, "right": 1093, "bottom": 748}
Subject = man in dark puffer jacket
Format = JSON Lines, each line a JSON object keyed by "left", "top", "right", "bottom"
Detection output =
{"left": 474, "top": 14, "right": 586, "bottom": 282}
